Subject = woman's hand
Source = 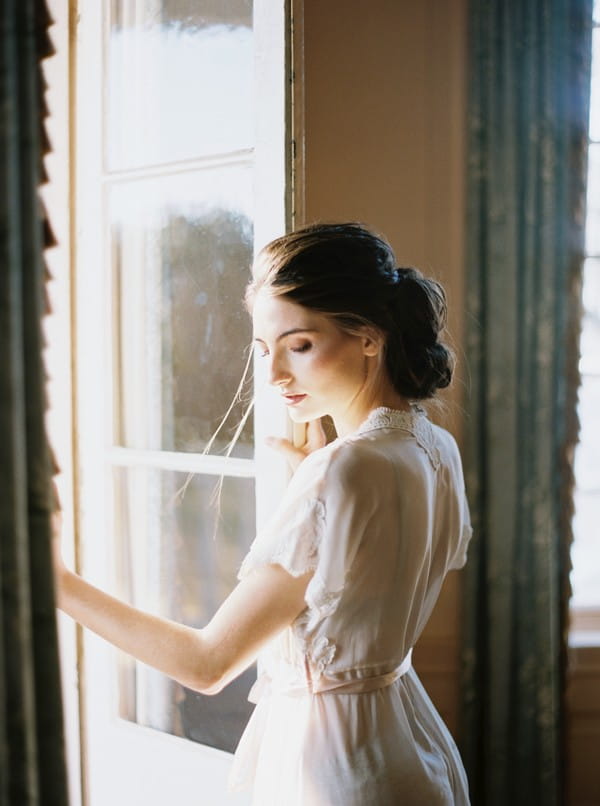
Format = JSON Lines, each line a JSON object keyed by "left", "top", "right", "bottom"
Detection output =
{"left": 265, "top": 418, "right": 327, "bottom": 472}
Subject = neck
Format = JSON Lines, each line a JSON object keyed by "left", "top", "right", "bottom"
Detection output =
{"left": 332, "top": 383, "right": 411, "bottom": 438}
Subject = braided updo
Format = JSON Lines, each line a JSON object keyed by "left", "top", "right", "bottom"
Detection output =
{"left": 247, "top": 223, "right": 454, "bottom": 400}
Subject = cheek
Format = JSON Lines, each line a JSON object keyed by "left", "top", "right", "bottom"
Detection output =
{"left": 312, "top": 342, "right": 365, "bottom": 384}
{"left": 310, "top": 343, "right": 342, "bottom": 373}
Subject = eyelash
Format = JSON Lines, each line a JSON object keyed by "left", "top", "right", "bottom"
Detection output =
{"left": 292, "top": 343, "right": 312, "bottom": 353}
{"left": 258, "top": 342, "right": 312, "bottom": 358}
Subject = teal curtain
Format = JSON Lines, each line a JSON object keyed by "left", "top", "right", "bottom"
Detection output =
{"left": 0, "top": 1, "right": 69, "bottom": 804}
{"left": 462, "top": 1, "right": 592, "bottom": 805}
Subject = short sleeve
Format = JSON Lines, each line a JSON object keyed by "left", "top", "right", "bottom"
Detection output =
{"left": 237, "top": 449, "right": 329, "bottom": 580}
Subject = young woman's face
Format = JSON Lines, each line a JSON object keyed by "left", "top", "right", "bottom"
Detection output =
{"left": 252, "top": 292, "right": 378, "bottom": 428}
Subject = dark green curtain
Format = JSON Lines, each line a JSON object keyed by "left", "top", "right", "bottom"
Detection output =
{"left": 461, "top": 2, "right": 592, "bottom": 805}
{"left": 0, "top": 1, "right": 69, "bottom": 804}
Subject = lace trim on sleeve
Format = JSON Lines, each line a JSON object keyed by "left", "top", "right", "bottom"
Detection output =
{"left": 289, "top": 572, "right": 342, "bottom": 679}
{"left": 301, "top": 571, "right": 344, "bottom": 631}
{"left": 307, "top": 636, "right": 337, "bottom": 679}
{"left": 238, "top": 497, "right": 326, "bottom": 579}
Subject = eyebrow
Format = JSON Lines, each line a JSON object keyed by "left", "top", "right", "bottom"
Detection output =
{"left": 254, "top": 328, "right": 318, "bottom": 344}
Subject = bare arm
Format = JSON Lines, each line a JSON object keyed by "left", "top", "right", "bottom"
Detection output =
{"left": 53, "top": 419, "right": 323, "bottom": 696}
{"left": 54, "top": 533, "right": 312, "bottom": 695}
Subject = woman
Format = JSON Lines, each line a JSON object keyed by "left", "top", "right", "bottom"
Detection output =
{"left": 54, "top": 222, "right": 472, "bottom": 805}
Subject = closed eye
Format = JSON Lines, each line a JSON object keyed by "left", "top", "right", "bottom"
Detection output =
{"left": 291, "top": 342, "right": 312, "bottom": 353}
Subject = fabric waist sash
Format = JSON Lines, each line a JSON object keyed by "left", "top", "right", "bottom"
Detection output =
{"left": 248, "top": 649, "right": 413, "bottom": 703}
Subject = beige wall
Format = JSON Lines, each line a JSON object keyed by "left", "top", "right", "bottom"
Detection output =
{"left": 300, "top": 0, "right": 468, "bottom": 734}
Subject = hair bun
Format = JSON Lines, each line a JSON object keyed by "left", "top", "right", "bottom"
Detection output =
{"left": 389, "top": 268, "right": 445, "bottom": 343}
{"left": 424, "top": 342, "right": 453, "bottom": 391}
{"left": 385, "top": 269, "right": 454, "bottom": 398}
{"left": 392, "top": 267, "right": 411, "bottom": 283}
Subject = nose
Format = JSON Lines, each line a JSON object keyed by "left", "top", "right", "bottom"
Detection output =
{"left": 268, "top": 353, "right": 291, "bottom": 387}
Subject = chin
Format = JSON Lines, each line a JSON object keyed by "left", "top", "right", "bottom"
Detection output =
{"left": 287, "top": 407, "right": 311, "bottom": 423}
{"left": 286, "top": 404, "right": 325, "bottom": 424}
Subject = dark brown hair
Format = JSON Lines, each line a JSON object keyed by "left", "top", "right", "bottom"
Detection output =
{"left": 247, "top": 222, "right": 453, "bottom": 400}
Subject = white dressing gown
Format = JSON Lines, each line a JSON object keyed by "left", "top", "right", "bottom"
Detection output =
{"left": 229, "top": 407, "right": 472, "bottom": 805}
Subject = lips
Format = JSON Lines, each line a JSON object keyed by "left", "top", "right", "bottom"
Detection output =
{"left": 282, "top": 393, "right": 307, "bottom": 406}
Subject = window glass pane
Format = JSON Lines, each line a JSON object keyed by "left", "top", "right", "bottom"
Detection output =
{"left": 571, "top": 490, "right": 600, "bottom": 608}
{"left": 575, "top": 375, "right": 600, "bottom": 490}
{"left": 110, "top": 165, "right": 254, "bottom": 457}
{"left": 572, "top": 373, "right": 600, "bottom": 606}
{"left": 579, "top": 313, "right": 600, "bottom": 376}
{"left": 585, "top": 144, "right": 600, "bottom": 256}
{"left": 590, "top": 27, "right": 600, "bottom": 141}
{"left": 572, "top": 29, "right": 600, "bottom": 614}
{"left": 111, "top": 0, "right": 253, "bottom": 28}
{"left": 582, "top": 257, "right": 600, "bottom": 317}
{"left": 107, "top": 0, "right": 254, "bottom": 170}
{"left": 113, "top": 466, "right": 256, "bottom": 751}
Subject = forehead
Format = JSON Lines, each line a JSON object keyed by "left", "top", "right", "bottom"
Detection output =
{"left": 252, "top": 293, "right": 325, "bottom": 338}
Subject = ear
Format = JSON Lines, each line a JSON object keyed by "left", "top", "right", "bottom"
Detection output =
{"left": 360, "top": 327, "right": 383, "bottom": 357}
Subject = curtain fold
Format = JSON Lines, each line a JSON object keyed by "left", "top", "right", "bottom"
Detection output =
{"left": 0, "top": 1, "right": 69, "bottom": 804}
{"left": 461, "top": 2, "right": 592, "bottom": 804}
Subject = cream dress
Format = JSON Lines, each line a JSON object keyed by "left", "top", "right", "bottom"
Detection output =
{"left": 229, "top": 407, "right": 472, "bottom": 805}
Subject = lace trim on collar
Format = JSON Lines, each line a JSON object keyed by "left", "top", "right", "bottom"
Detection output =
{"left": 354, "top": 406, "right": 441, "bottom": 471}
{"left": 354, "top": 406, "right": 420, "bottom": 435}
